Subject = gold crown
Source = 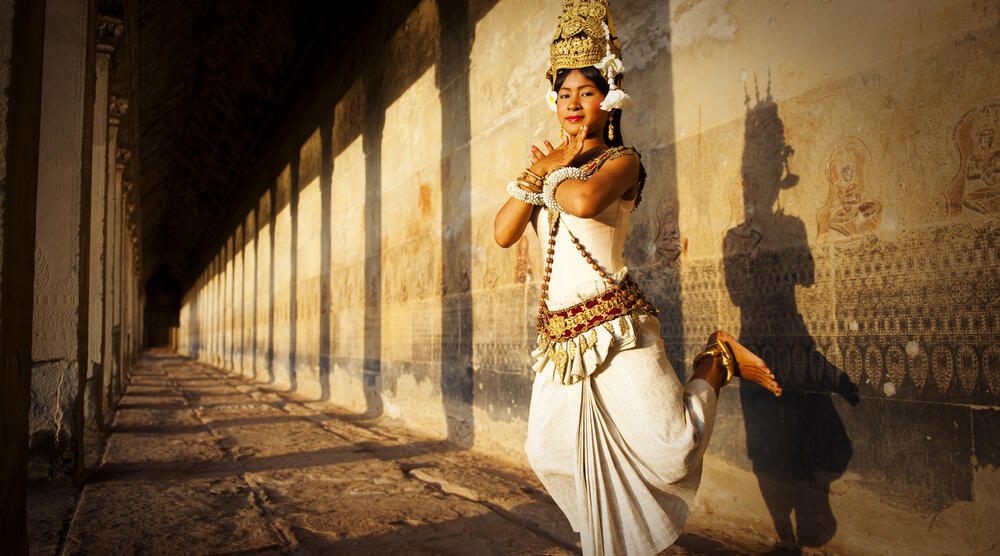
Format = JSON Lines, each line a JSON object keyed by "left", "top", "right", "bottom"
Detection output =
{"left": 547, "top": 0, "right": 622, "bottom": 83}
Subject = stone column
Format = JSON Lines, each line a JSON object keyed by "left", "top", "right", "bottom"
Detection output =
{"left": 30, "top": 0, "right": 95, "bottom": 481}
{"left": 121, "top": 182, "right": 135, "bottom": 382}
{"left": 85, "top": 15, "right": 121, "bottom": 441}
{"left": 102, "top": 96, "right": 124, "bottom": 415}
{"left": 123, "top": 199, "right": 136, "bottom": 377}
{"left": 1, "top": 0, "right": 45, "bottom": 549}
{"left": 135, "top": 252, "right": 143, "bottom": 357}
{"left": 111, "top": 151, "right": 128, "bottom": 397}
{"left": 122, "top": 194, "right": 131, "bottom": 379}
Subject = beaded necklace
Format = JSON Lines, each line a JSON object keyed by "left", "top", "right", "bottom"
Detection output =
{"left": 536, "top": 208, "right": 657, "bottom": 334}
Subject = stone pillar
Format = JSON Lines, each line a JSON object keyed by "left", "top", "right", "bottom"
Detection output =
{"left": 128, "top": 225, "right": 135, "bottom": 368}
{"left": 123, "top": 184, "right": 136, "bottom": 380}
{"left": 85, "top": 15, "right": 121, "bottom": 441}
{"left": 111, "top": 151, "right": 127, "bottom": 398}
{"left": 123, "top": 200, "right": 137, "bottom": 377}
{"left": 1, "top": 0, "right": 45, "bottom": 550}
{"left": 30, "top": 0, "right": 95, "bottom": 481}
{"left": 122, "top": 194, "right": 132, "bottom": 379}
{"left": 102, "top": 96, "right": 124, "bottom": 414}
{"left": 116, "top": 174, "right": 128, "bottom": 390}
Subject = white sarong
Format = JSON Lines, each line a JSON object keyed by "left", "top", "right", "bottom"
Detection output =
{"left": 526, "top": 311, "right": 717, "bottom": 555}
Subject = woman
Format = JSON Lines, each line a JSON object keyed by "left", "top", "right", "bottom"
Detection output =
{"left": 493, "top": 2, "right": 781, "bottom": 554}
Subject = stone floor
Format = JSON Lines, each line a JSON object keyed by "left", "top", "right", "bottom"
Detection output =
{"left": 28, "top": 351, "right": 774, "bottom": 555}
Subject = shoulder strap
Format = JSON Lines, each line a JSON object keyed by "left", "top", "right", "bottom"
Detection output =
{"left": 580, "top": 146, "right": 639, "bottom": 178}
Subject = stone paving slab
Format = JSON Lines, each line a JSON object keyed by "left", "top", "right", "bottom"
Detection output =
{"left": 49, "top": 354, "right": 581, "bottom": 555}
{"left": 30, "top": 352, "right": 777, "bottom": 555}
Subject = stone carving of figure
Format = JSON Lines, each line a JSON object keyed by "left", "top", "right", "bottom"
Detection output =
{"left": 946, "top": 104, "right": 1000, "bottom": 218}
{"left": 817, "top": 140, "right": 882, "bottom": 241}
{"left": 653, "top": 198, "right": 682, "bottom": 265}
{"left": 514, "top": 236, "right": 532, "bottom": 283}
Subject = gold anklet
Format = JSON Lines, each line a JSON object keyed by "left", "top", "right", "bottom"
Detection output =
{"left": 693, "top": 339, "right": 737, "bottom": 386}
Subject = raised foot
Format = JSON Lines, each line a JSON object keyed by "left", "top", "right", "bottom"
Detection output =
{"left": 711, "top": 330, "right": 782, "bottom": 397}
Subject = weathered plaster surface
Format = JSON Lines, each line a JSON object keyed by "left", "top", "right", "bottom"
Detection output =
{"left": 28, "top": 360, "right": 78, "bottom": 477}
{"left": 31, "top": 0, "right": 91, "bottom": 477}
{"left": 177, "top": 0, "right": 1000, "bottom": 551}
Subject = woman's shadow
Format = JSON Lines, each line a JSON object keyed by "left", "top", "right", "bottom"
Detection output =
{"left": 722, "top": 83, "right": 859, "bottom": 553}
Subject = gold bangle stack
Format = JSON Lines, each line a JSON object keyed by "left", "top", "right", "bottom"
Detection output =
{"left": 517, "top": 168, "right": 544, "bottom": 194}
{"left": 524, "top": 168, "right": 544, "bottom": 182}
{"left": 693, "top": 339, "right": 738, "bottom": 386}
{"left": 517, "top": 179, "right": 542, "bottom": 194}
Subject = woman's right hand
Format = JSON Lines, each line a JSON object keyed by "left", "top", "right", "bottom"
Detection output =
{"left": 528, "top": 125, "right": 587, "bottom": 177}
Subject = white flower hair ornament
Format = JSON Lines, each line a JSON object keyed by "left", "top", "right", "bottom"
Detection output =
{"left": 546, "top": 90, "right": 559, "bottom": 112}
{"left": 596, "top": 23, "right": 630, "bottom": 111}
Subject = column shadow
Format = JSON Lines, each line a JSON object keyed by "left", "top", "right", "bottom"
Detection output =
{"left": 319, "top": 119, "right": 333, "bottom": 401}
{"left": 722, "top": 82, "right": 859, "bottom": 552}
{"left": 187, "top": 282, "right": 199, "bottom": 360}
{"left": 245, "top": 207, "right": 257, "bottom": 381}
{"left": 436, "top": 0, "right": 475, "bottom": 447}
{"left": 627, "top": 0, "right": 684, "bottom": 376}
{"left": 226, "top": 233, "right": 235, "bottom": 370}
{"left": 234, "top": 227, "right": 244, "bottom": 374}
{"left": 288, "top": 151, "right": 300, "bottom": 392}
{"left": 362, "top": 78, "right": 385, "bottom": 419}
{"left": 206, "top": 257, "right": 215, "bottom": 365}
{"left": 267, "top": 181, "right": 277, "bottom": 385}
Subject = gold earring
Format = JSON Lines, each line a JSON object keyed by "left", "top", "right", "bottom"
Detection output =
{"left": 608, "top": 121, "right": 614, "bottom": 141}
{"left": 560, "top": 127, "right": 564, "bottom": 140}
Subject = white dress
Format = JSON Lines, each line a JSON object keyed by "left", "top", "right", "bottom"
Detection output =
{"left": 525, "top": 190, "right": 717, "bottom": 555}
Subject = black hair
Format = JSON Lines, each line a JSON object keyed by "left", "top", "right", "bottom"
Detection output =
{"left": 553, "top": 67, "right": 624, "bottom": 148}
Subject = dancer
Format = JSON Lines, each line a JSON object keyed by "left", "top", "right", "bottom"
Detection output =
{"left": 493, "top": 1, "right": 782, "bottom": 554}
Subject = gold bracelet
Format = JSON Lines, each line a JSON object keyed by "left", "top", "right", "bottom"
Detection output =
{"left": 520, "top": 171, "right": 542, "bottom": 188}
{"left": 516, "top": 179, "right": 542, "bottom": 194}
{"left": 524, "top": 168, "right": 544, "bottom": 182}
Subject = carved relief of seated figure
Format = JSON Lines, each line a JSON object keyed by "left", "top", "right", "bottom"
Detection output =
{"left": 818, "top": 142, "right": 882, "bottom": 241}
{"left": 963, "top": 127, "right": 1000, "bottom": 215}
{"left": 948, "top": 104, "right": 1000, "bottom": 218}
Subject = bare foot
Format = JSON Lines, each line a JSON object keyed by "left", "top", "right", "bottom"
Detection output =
{"left": 710, "top": 331, "right": 782, "bottom": 397}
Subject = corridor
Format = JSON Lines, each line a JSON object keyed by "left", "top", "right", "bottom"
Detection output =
{"left": 37, "top": 352, "right": 573, "bottom": 554}
{"left": 5, "top": 0, "right": 1000, "bottom": 553}
{"left": 30, "top": 352, "right": 761, "bottom": 555}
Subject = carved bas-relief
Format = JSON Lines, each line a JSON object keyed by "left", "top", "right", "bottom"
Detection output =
{"left": 817, "top": 140, "right": 882, "bottom": 242}
{"left": 947, "top": 104, "right": 1000, "bottom": 219}
{"left": 514, "top": 236, "right": 532, "bottom": 283}
{"left": 653, "top": 198, "right": 682, "bottom": 266}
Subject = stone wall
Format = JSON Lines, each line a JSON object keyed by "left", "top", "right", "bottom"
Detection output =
{"left": 177, "top": 0, "right": 1000, "bottom": 551}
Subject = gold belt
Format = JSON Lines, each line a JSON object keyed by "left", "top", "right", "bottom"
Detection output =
{"left": 538, "top": 278, "right": 657, "bottom": 342}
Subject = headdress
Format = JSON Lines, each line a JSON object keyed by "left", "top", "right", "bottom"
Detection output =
{"left": 545, "top": 0, "right": 630, "bottom": 112}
